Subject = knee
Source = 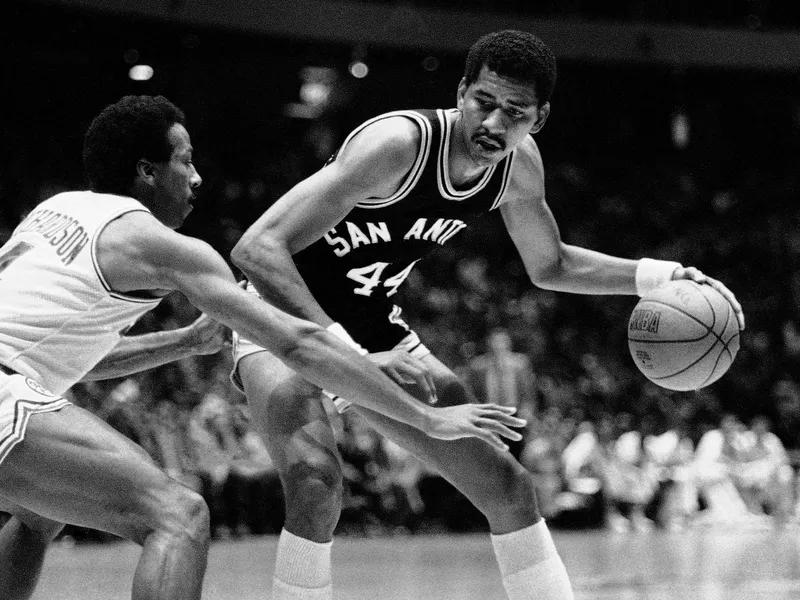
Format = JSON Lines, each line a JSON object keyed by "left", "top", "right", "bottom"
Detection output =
{"left": 478, "top": 458, "right": 541, "bottom": 524}
{"left": 282, "top": 456, "right": 343, "bottom": 533}
{"left": 497, "top": 462, "right": 539, "bottom": 509}
{"left": 150, "top": 484, "right": 210, "bottom": 547}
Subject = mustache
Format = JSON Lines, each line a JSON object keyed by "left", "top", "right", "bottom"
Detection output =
{"left": 472, "top": 131, "right": 505, "bottom": 150}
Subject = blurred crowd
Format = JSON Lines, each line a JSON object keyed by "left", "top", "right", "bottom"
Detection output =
{"left": 525, "top": 407, "right": 794, "bottom": 532}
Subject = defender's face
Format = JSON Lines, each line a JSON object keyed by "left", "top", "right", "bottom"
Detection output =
{"left": 152, "top": 124, "right": 202, "bottom": 229}
{"left": 457, "top": 65, "right": 549, "bottom": 167}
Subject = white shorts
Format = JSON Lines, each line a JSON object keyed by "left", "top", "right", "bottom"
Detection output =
{"left": 0, "top": 372, "right": 71, "bottom": 465}
{"left": 230, "top": 284, "right": 430, "bottom": 413}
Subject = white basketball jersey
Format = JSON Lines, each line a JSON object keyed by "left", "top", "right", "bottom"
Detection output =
{"left": 0, "top": 191, "right": 162, "bottom": 394}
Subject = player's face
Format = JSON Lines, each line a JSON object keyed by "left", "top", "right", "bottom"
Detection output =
{"left": 456, "top": 65, "right": 550, "bottom": 167}
{"left": 151, "top": 123, "right": 202, "bottom": 229}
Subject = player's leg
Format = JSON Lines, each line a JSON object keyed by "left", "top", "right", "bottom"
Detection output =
{"left": 238, "top": 350, "right": 341, "bottom": 600}
{"left": 354, "top": 355, "right": 540, "bottom": 530}
{"left": 0, "top": 500, "right": 63, "bottom": 600}
{"left": 0, "top": 402, "right": 209, "bottom": 600}
{"left": 353, "top": 352, "right": 573, "bottom": 600}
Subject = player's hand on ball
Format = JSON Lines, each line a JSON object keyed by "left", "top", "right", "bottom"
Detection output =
{"left": 670, "top": 266, "right": 745, "bottom": 330}
{"left": 368, "top": 350, "right": 438, "bottom": 404}
{"left": 185, "top": 312, "right": 230, "bottom": 355}
{"left": 425, "top": 404, "right": 526, "bottom": 451}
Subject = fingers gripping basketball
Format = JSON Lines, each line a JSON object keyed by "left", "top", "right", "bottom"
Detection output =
{"left": 628, "top": 280, "right": 741, "bottom": 391}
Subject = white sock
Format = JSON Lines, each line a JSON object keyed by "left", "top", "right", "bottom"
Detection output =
{"left": 490, "top": 520, "right": 574, "bottom": 600}
{"left": 272, "top": 529, "right": 333, "bottom": 600}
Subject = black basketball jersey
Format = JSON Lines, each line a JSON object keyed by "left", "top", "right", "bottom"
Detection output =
{"left": 294, "top": 108, "right": 516, "bottom": 350}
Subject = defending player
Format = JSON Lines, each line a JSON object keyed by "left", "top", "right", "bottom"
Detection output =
{"left": 231, "top": 30, "right": 745, "bottom": 600}
{"left": 0, "top": 95, "right": 523, "bottom": 600}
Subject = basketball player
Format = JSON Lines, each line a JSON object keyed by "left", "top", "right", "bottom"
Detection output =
{"left": 0, "top": 95, "right": 524, "bottom": 600}
{"left": 231, "top": 30, "right": 745, "bottom": 600}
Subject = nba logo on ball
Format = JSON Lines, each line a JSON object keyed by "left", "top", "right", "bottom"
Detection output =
{"left": 628, "top": 280, "right": 741, "bottom": 391}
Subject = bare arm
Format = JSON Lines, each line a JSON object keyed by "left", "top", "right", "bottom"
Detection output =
{"left": 502, "top": 198, "right": 641, "bottom": 294}
{"left": 81, "top": 313, "right": 227, "bottom": 382}
{"left": 501, "top": 139, "right": 744, "bottom": 326}
{"left": 231, "top": 117, "right": 420, "bottom": 324}
{"left": 500, "top": 142, "right": 639, "bottom": 295}
{"left": 96, "top": 211, "right": 523, "bottom": 448}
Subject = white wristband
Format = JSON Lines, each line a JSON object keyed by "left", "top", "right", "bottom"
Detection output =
{"left": 326, "top": 322, "right": 368, "bottom": 355}
{"left": 635, "top": 258, "right": 682, "bottom": 297}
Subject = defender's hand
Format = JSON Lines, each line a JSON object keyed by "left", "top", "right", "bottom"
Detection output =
{"left": 671, "top": 267, "right": 745, "bottom": 331}
{"left": 368, "top": 349, "right": 438, "bottom": 404}
{"left": 185, "top": 313, "right": 230, "bottom": 355}
{"left": 425, "top": 404, "right": 526, "bottom": 451}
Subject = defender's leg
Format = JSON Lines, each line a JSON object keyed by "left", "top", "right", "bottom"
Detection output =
{"left": 0, "top": 503, "right": 63, "bottom": 600}
{"left": 0, "top": 403, "right": 209, "bottom": 600}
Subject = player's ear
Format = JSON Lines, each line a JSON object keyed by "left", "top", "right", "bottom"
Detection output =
{"left": 530, "top": 102, "right": 550, "bottom": 135}
{"left": 456, "top": 78, "right": 468, "bottom": 111}
{"left": 136, "top": 159, "right": 156, "bottom": 184}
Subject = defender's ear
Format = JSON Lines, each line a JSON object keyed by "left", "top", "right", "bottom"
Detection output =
{"left": 136, "top": 159, "right": 155, "bottom": 184}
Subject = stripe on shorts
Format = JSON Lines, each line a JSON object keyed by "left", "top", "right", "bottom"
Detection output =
{"left": 0, "top": 397, "right": 70, "bottom": 464}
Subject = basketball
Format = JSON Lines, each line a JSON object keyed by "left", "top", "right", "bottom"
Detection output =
{"left": 628, "top": 280, "right": 740, "bottom": 391}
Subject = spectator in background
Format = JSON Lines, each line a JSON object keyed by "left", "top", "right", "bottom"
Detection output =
{"left": 189, "top": 381, "right": 280, "bottom": 537}
{"left": 101, "top": 380, "right": 159, "bottom": 458}
{"left": 373, "top": 438, "right": 428, "bottom": 532}
{"left": 770, "top": 378, "right": 800, "bottom": 451}
{"left": 519, "top": 407, "right": 570, "bottom": 519}
{"left": 598, "top": 413, "right": 658, "bottom": 533}
{"left": 463, "top": 327, "right": 537, "bottom": 456}
{"left": 227, "top": 404, "right": 283, "bottom": 535}
{"left": 691, "top": 414, "right": 754, "bottom": 525}
{"left": 149, "top": 398, "right": 204, "bottom": 494}
{"left": 733, "top": 415, "right": 794, "bottom": 524}
{"left": 561, "top": 420, "right": 599, "bottom": 488}
{"left": 643, "top": 413, "right": 697, "bottom": 531}
{"left": 189, "top": 390, "right": 238, "bottom": 537}
{"left": 559, "top": 418, "right": 604, "bottom": 519}
{"left": 336, "top": 413, "right": 388, "bottom": 535}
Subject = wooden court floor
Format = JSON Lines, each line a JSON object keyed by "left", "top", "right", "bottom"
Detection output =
{"left": 32, "top": 526, "right": 800, "bottom": 600}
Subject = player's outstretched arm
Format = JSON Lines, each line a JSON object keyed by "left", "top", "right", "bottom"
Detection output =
{"left": 501, "top": 140, "right": 745, "bottom": 329}
{"left": 100, "top": 212, "right": 522, "bottom": 447}
{"left": 81, "top": 313, "right": 228, "bottom": 382}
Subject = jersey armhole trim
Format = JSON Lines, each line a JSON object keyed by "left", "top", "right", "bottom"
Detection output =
{"left": 489, "top": 150, "right": 516, "bottom": 211}
{"left": 91, "top": 208, "right": 163, "bottom": 304}
{"left": 351, "top": 111, "right": 432, "bottom": 210}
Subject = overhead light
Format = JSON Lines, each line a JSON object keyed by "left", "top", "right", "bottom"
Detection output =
{"left": 128, "top": 65, "right": 154, "bottom": 81}
{"left": 671, "top": 112, "right": 690, "bottom": 149}
{"left": 284, "top": 66, "right": 338, "bottom": 119}
{"left": 348, "top": 61, "right": 369, "bottom": 79}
